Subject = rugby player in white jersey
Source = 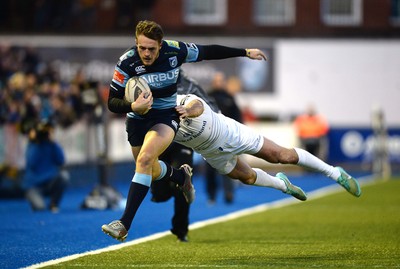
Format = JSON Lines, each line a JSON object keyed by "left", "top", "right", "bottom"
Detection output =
{"left": 175, "top": 94, "right": 362, "bottom": 201}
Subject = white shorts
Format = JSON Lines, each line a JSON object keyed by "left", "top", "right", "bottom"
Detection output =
{"left": 200, "top": 117, "right": 264, "bottom": 175}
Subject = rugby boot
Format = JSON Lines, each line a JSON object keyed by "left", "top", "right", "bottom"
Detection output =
{"left": 179, "top": 164, "right": 195, "bottom": 204}
{"left": 277, "top": 172, "right": 307, "bottom": 201}
{"left": 102, "top": 220, "right": 128, "bottom": 242}
{"left": 336, "top": 167, "right": 362, "bottom": 197}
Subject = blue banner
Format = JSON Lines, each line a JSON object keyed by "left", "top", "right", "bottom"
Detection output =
{"left": 328, "top": 127, "right": 400, "bottom": 163}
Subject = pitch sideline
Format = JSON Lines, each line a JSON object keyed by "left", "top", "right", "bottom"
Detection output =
{"left": 23, "top": 175, "right": 375, "bottom": 269}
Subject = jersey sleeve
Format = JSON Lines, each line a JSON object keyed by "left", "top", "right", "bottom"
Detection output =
{"left": 111, "top": 65, "right": 130, "bottom": 94}
{"left": 182, "top": 42, "right": 201, "bottom": 63}
{"left": 110, "top": 49, "right": 136, "bottom": 96}
{"left": 108, "top": 50, "right": 135, "bottom": 113}
{"left": 196, "top": 44, "right": 246, "bottom": 61}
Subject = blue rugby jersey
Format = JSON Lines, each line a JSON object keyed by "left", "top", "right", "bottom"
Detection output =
{"left": 110, "top": 40, "right": 201, "bottom": 118}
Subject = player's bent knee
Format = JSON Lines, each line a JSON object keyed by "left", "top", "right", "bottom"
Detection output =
{"left": 233, "top": 171, "right": 256, "bottom": 185}
{"left": 137, "top": 152, "right": 156, "bottom": 169}
{"left": 240, "top": 177, "right": 255, "bottom": 185}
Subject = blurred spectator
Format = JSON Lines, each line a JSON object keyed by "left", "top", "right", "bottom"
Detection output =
{"left": 294, "top": 104, "right": 329, "bottom": 160}
{"left": 2, "top": 72, "right": 28, "bottom": 169}
{"left": 0, "top": 45, "right": 87, "bottom": 187}
{"left": 50, "top": 93, "right": 77, "bottom": 128}
{"left": 22, "top": 46, "right": 40, "bottom": 74}
{"left": 68, "top": 83, "right": 85, "bottom": 119}
{"left": 205, "top": 72, "right": 243, "bottom": 204}
{"left": 20, "top": 86, "right": 40, "bottom": 134}
{"left": 226, "top": 75, "right": 258, "bottom": 123}
{"left": 23, "top": 120, "right": 69, "bottom": 212}
{"left": 210, "top": 73, "right": 243, "bottom": 123}
{"left": 371, "top": 106, "right": 391, "bottom": 179}
{"left": 0, "top": 44, "right": 113, "bottom": 203}
{"left": 0, "top": 43, "right": 117, "bottom": 205}
{"left": 0, "top": 89, "right": 7, "bottom": 125}
{"left": 72, "top": 68, "right": 103, "bottom": 122}
{"left": 36, "top": 81, "right": 54, "bottom": 121}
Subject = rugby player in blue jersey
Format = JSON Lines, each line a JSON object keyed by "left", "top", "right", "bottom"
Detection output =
{"left": 102, "top": 20, "right": 266, "bottom": 242}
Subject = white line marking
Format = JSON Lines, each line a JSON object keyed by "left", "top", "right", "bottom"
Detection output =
{"left": 23, "top": 175, "right": 375, "bottom": 269}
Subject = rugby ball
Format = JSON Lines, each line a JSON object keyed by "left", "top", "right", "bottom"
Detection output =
{"left": 125, "top": 77, "right": 151, "bottom": 102}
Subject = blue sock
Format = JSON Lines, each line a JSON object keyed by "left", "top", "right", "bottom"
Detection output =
{"left": 155, "top": 161, "right": 185, "bottom": 186}
{"left": 155, "top": 160, "right": 168, "bottom": 181}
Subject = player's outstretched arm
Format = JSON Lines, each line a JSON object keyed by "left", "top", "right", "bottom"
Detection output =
{"left": 199, "top": 45, "right": 267, "bottom": 61}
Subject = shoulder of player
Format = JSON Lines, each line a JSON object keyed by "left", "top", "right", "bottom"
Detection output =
{"left": 161, "top": 40, "right": 194, "bottom": 55}
{"left": 162, "top": 40, "right": 183, "bottom": 50}
{"left": 115, "top": 47, "right": 143, "bottom": 74}
{"left": 117, "top": 47, "right": 138, "bottom": 63}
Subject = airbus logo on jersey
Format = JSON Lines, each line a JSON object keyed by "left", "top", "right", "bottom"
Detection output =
{"left": 142, "top": 68, "right": 179, "bottom": 87}
{"left": 135, "top": 65, "right": 146, "bottom": 74}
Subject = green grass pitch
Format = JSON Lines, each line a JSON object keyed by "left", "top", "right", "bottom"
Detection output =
{"left": 45, "top": 178, "right": 400, "bottom": 268}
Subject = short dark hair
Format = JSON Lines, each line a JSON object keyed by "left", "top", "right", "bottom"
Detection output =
{"left": 135, "top": 20, "right": 164, "bottom": 44}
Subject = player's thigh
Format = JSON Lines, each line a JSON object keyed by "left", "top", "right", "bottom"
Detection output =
{"left": 139, "top": 123, "right": 176, "bottom": 161}
{"left": 254, "top": 137, "right": 296, "bottom": 164}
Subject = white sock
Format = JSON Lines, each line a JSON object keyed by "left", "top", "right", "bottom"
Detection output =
{"left": 253, "top": 168, "right": 286, "bottom": 191}
{"left": 294, "top": 148, "right": 340, "bottom": 181}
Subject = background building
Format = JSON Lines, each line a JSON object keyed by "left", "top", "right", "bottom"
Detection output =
{"left": 1, "top": 0, "right": 400, "bottom": 37}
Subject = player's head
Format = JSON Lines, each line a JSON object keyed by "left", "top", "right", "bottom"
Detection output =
{"left": 211, "top": 72, "right": 226, "bottom": 90}
{"left": 135, "top": 20, "right": 163, "bottom": 66}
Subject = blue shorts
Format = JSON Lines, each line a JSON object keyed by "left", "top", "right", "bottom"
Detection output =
{"left": 126, "top": 108, "right": 180, "bottom": 147}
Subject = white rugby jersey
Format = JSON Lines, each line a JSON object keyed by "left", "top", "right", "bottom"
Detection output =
{"left": 175, "top": 94, "right": 264, "bottom": 174}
